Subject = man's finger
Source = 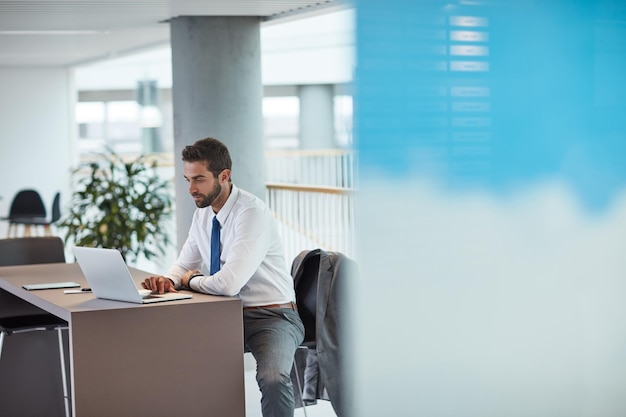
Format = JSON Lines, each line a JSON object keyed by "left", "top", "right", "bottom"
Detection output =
{"left": 146, "top": 277, "right": 157, "bottom": 292}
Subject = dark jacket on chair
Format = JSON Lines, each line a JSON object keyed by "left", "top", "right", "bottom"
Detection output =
{"left": 291, "top": 249, "right": 357, "bottom": 417}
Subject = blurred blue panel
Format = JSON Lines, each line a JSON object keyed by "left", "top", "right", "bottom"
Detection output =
{"left": 355, "top": 0, "right": 626, "bottom": 210}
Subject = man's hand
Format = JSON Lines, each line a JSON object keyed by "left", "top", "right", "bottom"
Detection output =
{"left": 142, "top": 276, "right": 177, "bottom": 294}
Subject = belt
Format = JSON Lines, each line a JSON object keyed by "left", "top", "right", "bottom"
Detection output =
{"left": 243, "top": 302, "right": 298, "bottom": 311}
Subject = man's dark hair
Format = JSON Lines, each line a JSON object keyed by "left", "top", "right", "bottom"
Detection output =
{"left": 182, "top": 137, "right": 232, "bottom": 178}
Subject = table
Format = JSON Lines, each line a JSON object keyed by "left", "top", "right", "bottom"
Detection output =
{"left": 0, "top": 262, "right": 245, "bottom": 417}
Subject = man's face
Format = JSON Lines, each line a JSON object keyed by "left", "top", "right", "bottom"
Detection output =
{"left": 183, "top": 161, "right": 225, "bottom": 209}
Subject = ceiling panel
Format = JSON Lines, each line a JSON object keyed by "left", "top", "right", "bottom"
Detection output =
{"left": 0, "top": 0, "right": 343, "bottom": 67}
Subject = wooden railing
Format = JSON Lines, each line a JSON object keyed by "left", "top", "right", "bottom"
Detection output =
{"left": 266, "top": 182, "right": 357, "bottom": 263}
{"left": 265, "top": 149, "right": 357, "bottom": 262}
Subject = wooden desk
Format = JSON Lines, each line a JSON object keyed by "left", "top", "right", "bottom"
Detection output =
{"left": 0, "top": 263, "right": 244, "bottom": 417}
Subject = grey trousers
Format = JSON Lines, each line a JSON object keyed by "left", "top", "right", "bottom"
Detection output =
{"left": 244, "top": 307, "right": 305, "bottom": 417}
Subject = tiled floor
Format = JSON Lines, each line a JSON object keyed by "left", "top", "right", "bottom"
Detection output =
{"left": 244, "top": 354, "right": 337, "bottom": 417}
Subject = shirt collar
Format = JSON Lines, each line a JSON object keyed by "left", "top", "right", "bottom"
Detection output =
{"left": 213, "top": 183, "right": 238, "bottom": 224}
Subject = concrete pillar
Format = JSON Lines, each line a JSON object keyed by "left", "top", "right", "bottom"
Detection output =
{"left": 170, "top": 16, "right": 264, "bottom": 249}
{"left": 298, "top": 84, "right": 335, "bottom": 149}
{"left": 137, "top": 79, "right": 163, "bottom": 153}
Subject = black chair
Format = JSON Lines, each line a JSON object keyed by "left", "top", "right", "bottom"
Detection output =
{"left": 0, "top": 237, "right": 70, "bottom": 417}
{"left": 14, "top": 192, "right": 62, "bottom": 236}
{"left": 290, "top": 250, "right": 320, "bottom": 417}
{"left": 291, "top": 248, "right": 357, "bottom": 417}
{"left": 0, "top": 236, "right": 66, "bottom": 265}
{"left": 0, "top": 189, "right": 47, "bottom": 237}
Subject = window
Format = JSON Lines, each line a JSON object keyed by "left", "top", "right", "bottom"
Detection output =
{"left": 263, "top": 96, "right": 300, "bottom": 149}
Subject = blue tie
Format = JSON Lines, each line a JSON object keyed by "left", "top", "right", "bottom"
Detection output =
{"left": 210, "top": 216, "right": 221, "bottom": 274}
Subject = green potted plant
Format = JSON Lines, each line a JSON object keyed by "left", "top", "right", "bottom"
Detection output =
{"left": 59, "top": 148, "right": 173, "bottom": 263}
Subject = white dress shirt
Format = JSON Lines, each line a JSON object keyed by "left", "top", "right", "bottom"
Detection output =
{"left": 166, "top": 184, "right": 296, "bottom": 307}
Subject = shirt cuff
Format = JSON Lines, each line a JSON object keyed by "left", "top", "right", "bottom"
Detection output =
{"left": 187, "top": 273, "right": 203, "bottom": 289}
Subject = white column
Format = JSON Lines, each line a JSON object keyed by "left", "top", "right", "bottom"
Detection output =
{"left": 170, "top": 16, "right": 264, "bottom": 249}
{"left": 298, "top": 84, "right": 335, "bottom": 149}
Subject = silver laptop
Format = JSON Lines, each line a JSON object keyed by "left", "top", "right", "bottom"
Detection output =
{"left": 73, "top": 246, "right": 192, "bottom": 304}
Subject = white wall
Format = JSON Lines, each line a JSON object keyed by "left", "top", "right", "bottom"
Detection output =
{"left": 0, "top": 67, "right": 74, "bottom": 238}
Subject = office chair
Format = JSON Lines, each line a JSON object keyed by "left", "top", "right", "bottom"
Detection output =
{"left": 291, "top": 249, "right": 320, "bottom": 417}
{"left": 291, "top": 248, "right": 355, "bottom": 417}
{"left": 0, "top": 237, "right": 71, "bottom": 417}
{"left": 0, "top": 189, "right": 47, "bottom": 237}
{"left": 15, "top": 191, "right": 62, "bottom": 236}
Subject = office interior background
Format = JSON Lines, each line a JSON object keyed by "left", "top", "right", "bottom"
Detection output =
{"left": 0, "top": 6, "right": 356, "bottom": 271}
{"left": 0, "top": 3, "right": 352, "bottom": 417}
{"left": 2, "top": 0, "right": 626, "bottom": 416}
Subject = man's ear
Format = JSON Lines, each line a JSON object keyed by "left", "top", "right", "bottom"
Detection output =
{"left": 220, "top": 169, "right": 231, "bottom": 183}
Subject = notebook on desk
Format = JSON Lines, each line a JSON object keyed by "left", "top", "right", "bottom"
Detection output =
{"left": 73, "top": 246, "right": 192, "bottom": 304}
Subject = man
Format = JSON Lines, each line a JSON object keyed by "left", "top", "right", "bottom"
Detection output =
{"left": 143, "top": 137, "right": 304, "bottom": 417}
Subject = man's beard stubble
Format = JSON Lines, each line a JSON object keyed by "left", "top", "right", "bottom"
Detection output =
{"left": 193, "top": 180, "right": 221, "bottom": 208}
